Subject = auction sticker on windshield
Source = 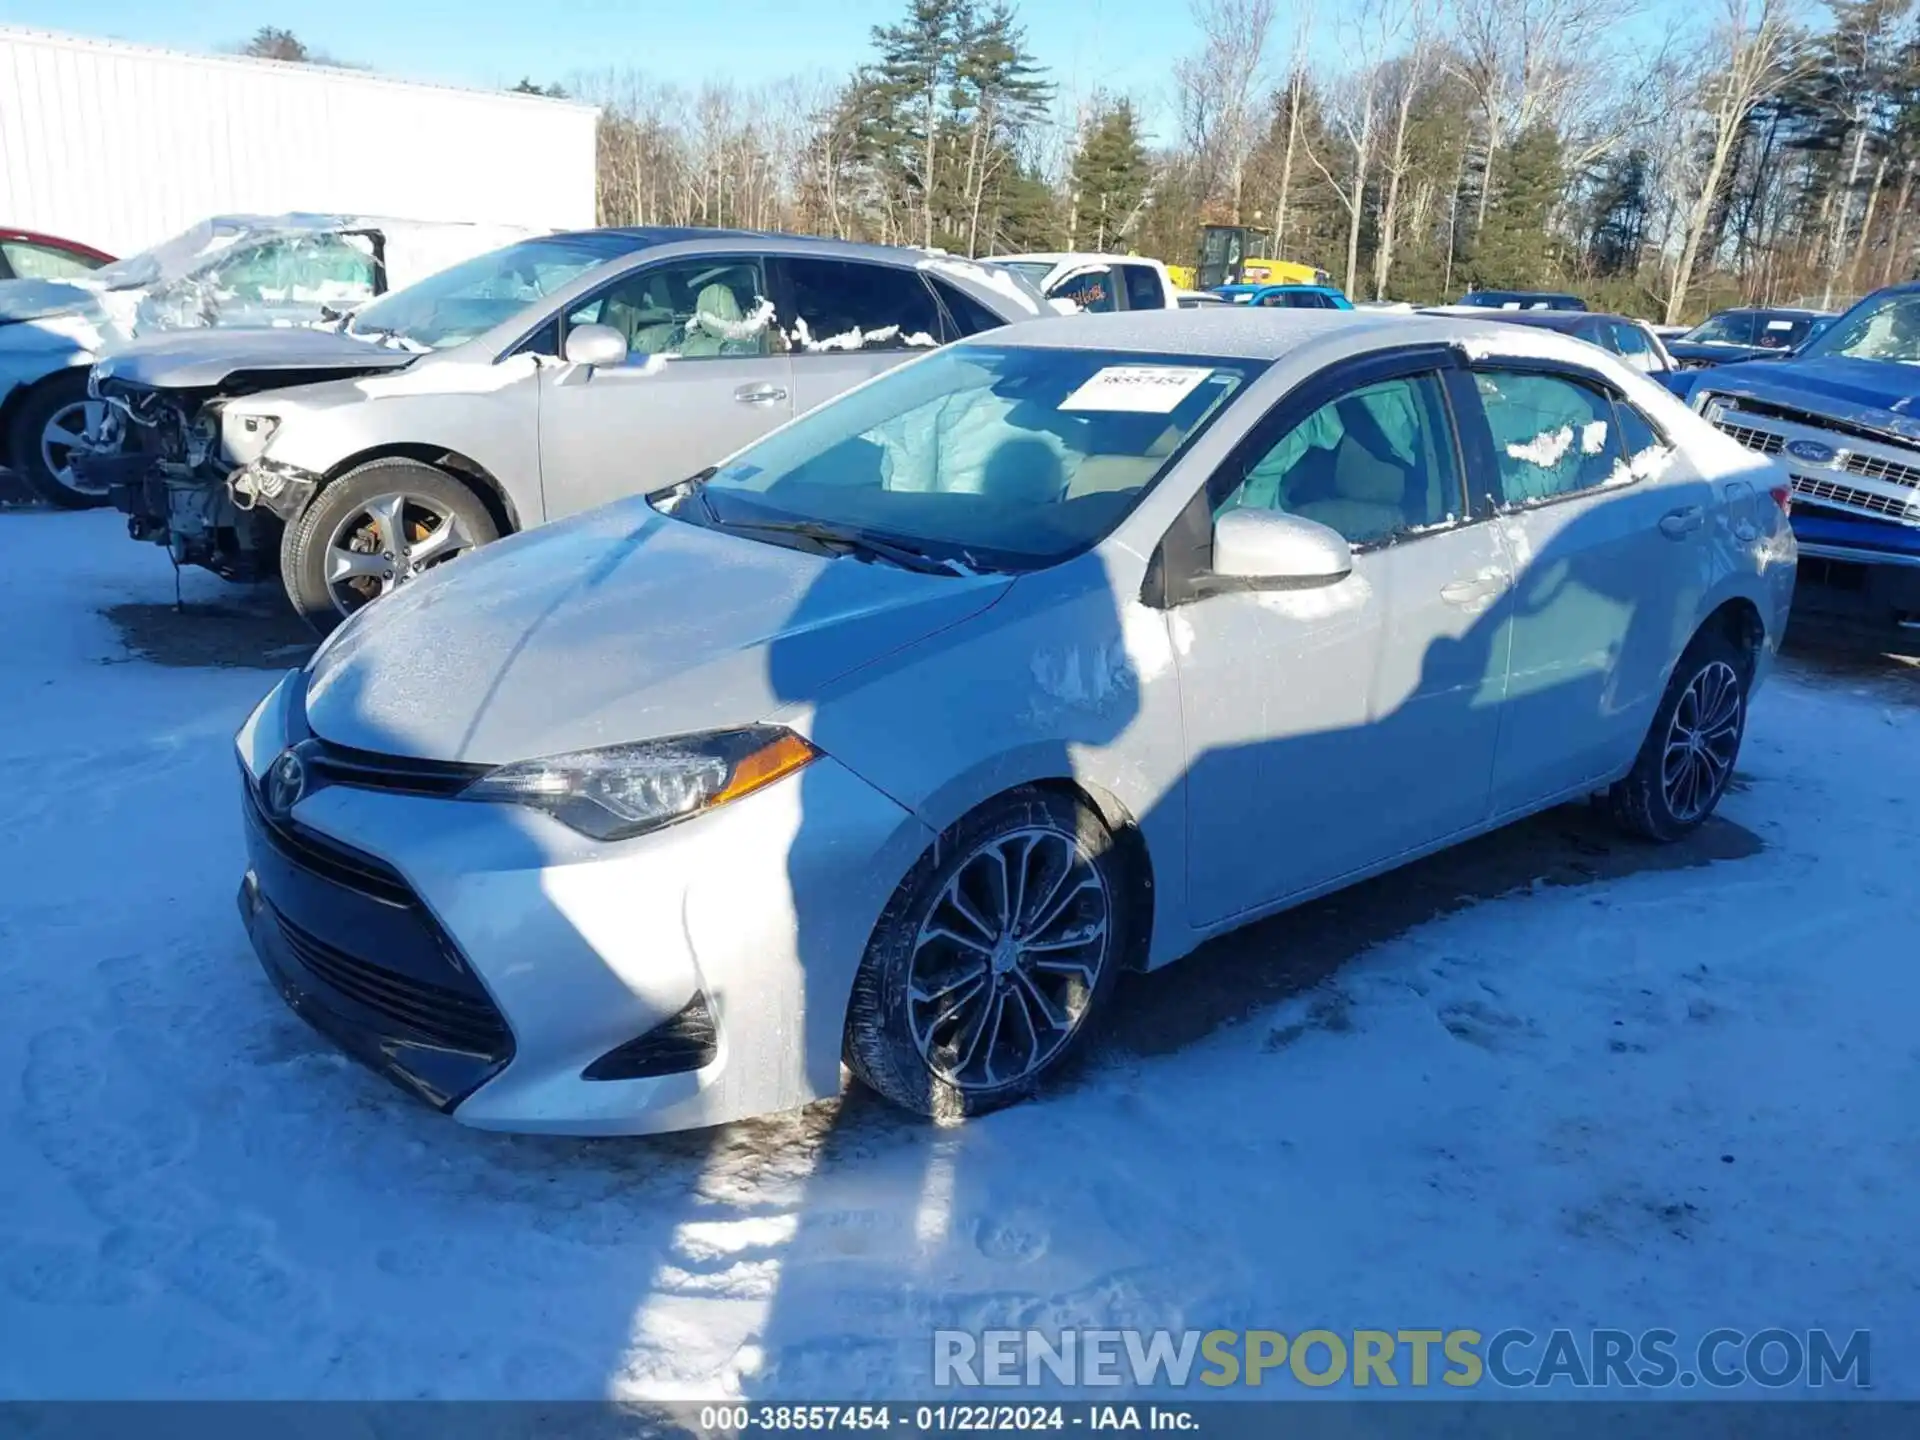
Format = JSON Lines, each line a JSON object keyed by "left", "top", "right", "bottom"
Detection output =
{"left": 1060, "top": 365, "right": 1215, "bottom": 413}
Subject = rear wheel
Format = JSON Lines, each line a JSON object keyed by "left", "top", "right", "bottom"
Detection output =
{"left": 845, "top": 789, "right": 1125, "bottom": 1120}
{"left": 1607, "top": 630, "right": 1750, "bottom": 842}
{"left": 7, "top": 371, "right": 109, "bottom": 509}
{"left": 279, "top": 458, "right": 498, "bottom": 634}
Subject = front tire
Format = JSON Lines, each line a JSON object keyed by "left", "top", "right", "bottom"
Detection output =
{"left": 7, "top": 371, "right": 109, "bottom": 510}
{"left": 280, "top": 458, "right": 498, "bottom": 634}
{"left": 1608, "top": 630, "right": 1750, "bottom": 842}
{"left": 845, "top": 788, "right": 1126, "bottom": 1121}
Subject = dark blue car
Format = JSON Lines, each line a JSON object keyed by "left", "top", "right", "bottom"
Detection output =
{"left": 1663, "top": 283, "right": 1920, "bottom": 644}
{"left": 1666, "top": 307, "right": 1835, "bottom": 370}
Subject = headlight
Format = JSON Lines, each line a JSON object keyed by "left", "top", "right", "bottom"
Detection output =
{"left": 222, "top": 412, "right": 281, "bottom": 465}
{"left": 459, "top": 726, "right": 818, "bottom": 841}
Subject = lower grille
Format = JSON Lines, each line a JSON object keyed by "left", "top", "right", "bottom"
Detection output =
{"left": 274, "top": 909, "right": 510, "bottom": 1054}
{"left": 1790, "top": 473, "right": 1916, "bottom": 522}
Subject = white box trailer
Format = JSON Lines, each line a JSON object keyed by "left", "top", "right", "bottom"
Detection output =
{"left": 0, "top": 26, "right": 599, "bottom": 258}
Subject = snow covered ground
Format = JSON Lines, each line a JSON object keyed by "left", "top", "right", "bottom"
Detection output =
{"left": 2, "top": 508, "right": 1916, "bottom": 1401}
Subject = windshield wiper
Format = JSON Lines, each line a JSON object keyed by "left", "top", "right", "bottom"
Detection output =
{"left": 717, "top": 516, "right": 973, "bottom": 576}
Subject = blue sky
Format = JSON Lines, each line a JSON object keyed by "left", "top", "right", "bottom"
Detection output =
{"left": 0, "top": 0, "right": 1211, "bottom": 139}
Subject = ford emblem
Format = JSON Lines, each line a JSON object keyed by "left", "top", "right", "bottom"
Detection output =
{"left": 266, "top": 748, "right": 307, "bottom": 816}
{"left": 1786, "top": 439, "right": 1836, "bottom": 464}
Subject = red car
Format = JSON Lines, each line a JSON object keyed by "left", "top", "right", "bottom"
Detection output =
{"left": 0, "top": 227, "right": 115, "bottom": 282}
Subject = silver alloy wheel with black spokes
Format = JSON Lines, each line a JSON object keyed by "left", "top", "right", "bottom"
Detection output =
{"left": 322, "top": 490, "right": 479, "bottom": 616}
{"left": 907, "top": 826, "right": 1112, "bottom": 1094}
{"left": 40, "top": 398, "right": 107, "bottom": 498}
{"left": 1660, "top": 659, "right": 1743, "bottom": 824}
{"left": 845, "top": 788, "right": 1128, "bottom": 1120}
{"left": 1608, "top": 628, "right": 1752, "bottom": 843}
{"left": 281, "top": 456, "right": 502, "bottom": 635}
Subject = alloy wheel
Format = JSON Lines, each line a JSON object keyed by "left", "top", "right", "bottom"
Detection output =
{"left": 40, "top": 400, "right": 107, "bottom": 495}
{"left": 1661, "top": 659, "right": 1742, "bottom": 823}
{"left": 906, "top": 826, "right": 1111, "bottom": 1093}
{"left": 323, "top": 491, "right": 477, "bottom": 615}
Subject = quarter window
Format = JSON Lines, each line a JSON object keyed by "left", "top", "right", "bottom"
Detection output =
{"left": 780, "top": 258, "right": 945, "bottom": 353}
{"left": 566, "top": 257, "right": 772, "bottom": 359}
{"left": 1476, "top": 370, "right": 1627, "bottom": 505}
{"left": 931, "top": 279, "right": 1008, "bottom": 339}
{"left": 1216, "top": 373, "right": 1463, "bottom": 546}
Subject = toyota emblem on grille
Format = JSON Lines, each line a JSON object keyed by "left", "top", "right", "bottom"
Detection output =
{"left": 266, "top": 749, "right": 307, "bottom": 816}
{"left": 1786, "top": 439, "right": 1837, "bottom": 464}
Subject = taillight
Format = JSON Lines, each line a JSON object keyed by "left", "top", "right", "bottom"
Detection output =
{"left": 1769, "top": 483, "right": 1792, "bottom": 514}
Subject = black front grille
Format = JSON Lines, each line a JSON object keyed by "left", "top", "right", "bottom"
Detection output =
{"left": 301, "top": 737, "right": 487, "bottom": 798}
{"left": 274, "top": 911, "right": 510, "bottom": 1054}
{"left": 1715, "top": 420, "right": 1784, "bottom": 455}
{"left": 243, "top": 775, "right": 412, "bottom": 906}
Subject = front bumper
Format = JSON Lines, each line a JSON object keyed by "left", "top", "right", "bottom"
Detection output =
{"left": 234, "top": 673, "right": 934, "bottom": 1135}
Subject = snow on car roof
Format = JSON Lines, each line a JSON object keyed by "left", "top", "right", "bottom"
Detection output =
{"left": 968, "top": 305, "right": 1620, "bottom": 368}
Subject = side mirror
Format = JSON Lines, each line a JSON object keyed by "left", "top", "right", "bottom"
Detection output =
{"left": 564, "top": 323, "right": 630, "bottom": 368}
{"left": 1212, "top": 508, "right": 1353, "bottom": 587}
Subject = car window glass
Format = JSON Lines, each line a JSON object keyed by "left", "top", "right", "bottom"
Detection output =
{"left": 2, "top": 240, "right": 97, "bottom": 281}
{"left": 1051, "top": 268, "right": 1118, "bottom": 312}
{"left": 1615, "top": 401, "right": 1666, "bottom": 458}
{"left": 567, "top": 257, "right": 772, "bottom": 359}
{"left": 1476, "top": 370, "right": 1628, "bottom": 504}
{"left": 1216, "top": 373, "right": 1462, "bottom": 547}
{"left": 930, "top": 279, "right": 1008, "bottom": 339}
{"left": 781, "top": 258, "right": 943, "bottom": 353}
{"left": 1612, "top": 322, "right": 1651, "bottom": 356}
{"left": 207, "top": 234, "right": 378, "bottom": 307}
{"left": 1121, "top": 264, "right": 1165, "bottom": 310}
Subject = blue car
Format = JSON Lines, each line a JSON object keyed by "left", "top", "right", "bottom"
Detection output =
{"left": 1214, "top": 282, "right": 1353, "bottom": 310}
{"left": 1664, "top": 282, "right": 1920, "bottom": 645}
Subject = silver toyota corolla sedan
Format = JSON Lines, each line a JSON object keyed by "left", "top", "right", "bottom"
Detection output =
{"left": 234, "top": 309, "right": 1796, "bottom": 1135}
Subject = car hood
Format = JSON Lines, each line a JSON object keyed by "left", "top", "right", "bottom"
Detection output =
{"left": 303, "top": 501, "right": 1014, "bottom": 765}
{"left": 1693, "top": 355, "right": 1920, "bottom": 446}
{"left": 1666, "top": 341, "right": 1785, "bottom": 364}
{"left": 92, "top": 326, "right": 418, "bottom": 391}
{"left": 0, "top": 278, "right": 99, "bottom": 326}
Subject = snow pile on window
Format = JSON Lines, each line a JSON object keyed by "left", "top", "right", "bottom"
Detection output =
{"left": 1580, "top": 420, "right": 1609, "bottom": 455}
{"left": 788, "top": 317, "right": 937, "bottom": 353}
{"left": 1506, "top": 425, "right": 1575, "bottom": 469}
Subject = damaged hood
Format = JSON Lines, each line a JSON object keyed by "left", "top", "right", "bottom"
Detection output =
{"left": 303, "top": 501, "right": 1013, "bottom": 764}
{"left": 92, "top": 326, "right": 418, "bottom": 392}
{"left": 1697, "top": 356, "right": 1920, "bottom": 446}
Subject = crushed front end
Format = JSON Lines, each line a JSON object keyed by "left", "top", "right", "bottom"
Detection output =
{"left": 81, "top": 376, "right": 292, "bottom": 581}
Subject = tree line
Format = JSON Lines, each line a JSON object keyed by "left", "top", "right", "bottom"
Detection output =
{"left": 255, "top": 0, "right": 1920, "bottom": 322}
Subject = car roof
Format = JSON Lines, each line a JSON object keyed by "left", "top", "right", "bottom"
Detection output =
{"left": 1445, "top": 309, "right": 1601, "bottom": 331}
{"left": 961, "top": 306, "right": 1623, "bottom": 366}
{"left": 990, "top": 251, "right": 1152, "bottom": 265}
{"left": 1705, "top": 306, "right": 1828, "bottom": 319}
{"left": 1, "top": 225, "right": 113, "bottom": 260}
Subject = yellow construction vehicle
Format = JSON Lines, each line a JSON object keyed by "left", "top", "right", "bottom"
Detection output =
{"left": 1164, "top": 224, "right": 1332, "bottom": 293}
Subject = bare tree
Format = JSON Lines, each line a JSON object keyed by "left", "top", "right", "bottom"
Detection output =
{"left": 1174, "top": 0, "right": 1278, "bottom": 216}
{"left": 1303, "top": 0, "right": 1392, "bottom": 293}
{"left": 1666, "top": 0, "right": 1809, "bottom": 323}
{"left": 1371, "top": 0, "right": 1441, "bottom": 298}
{"left": 1268, "top": 1, "right": 1317, "bottom": 257}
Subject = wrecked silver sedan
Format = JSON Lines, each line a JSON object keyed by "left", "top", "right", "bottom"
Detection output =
{"left": 87, "top": 229, "right": 1047, "bottom": 632}
{"left": 2, "top": 213, "right": 532, "bottom": 506}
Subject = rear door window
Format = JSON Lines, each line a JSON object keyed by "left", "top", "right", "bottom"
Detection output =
{"left": 1474, "top": 369, "right": 1629, "bottom": 504}
{"left": 777, "top": 257, "right": 945, "bottom": 353}
{"left": 1120, "top": 264, "right": 1166, "bottom": 310}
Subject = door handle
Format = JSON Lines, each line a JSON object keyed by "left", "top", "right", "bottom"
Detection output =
{"left": 1659, "top": 505, "right": 1705, "bottom": 538}
{"left": 1441, "top": 575, "right": 1510, "bottom": 607}
{"left": 734, "top": 383, "right": 788, "bottom": 406}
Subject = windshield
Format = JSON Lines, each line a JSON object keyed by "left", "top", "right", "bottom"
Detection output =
{"left": 989, "top": 260, "right": 1056, "bottom": 286}
{"left": 696, "top": 344, "right": 1264, "bottom": 569}
{"left": 1798, "top": 292, "right": 1920, "bottom": 364}
{"left": 347, "top": 235, "right": 626, "bottom": 350}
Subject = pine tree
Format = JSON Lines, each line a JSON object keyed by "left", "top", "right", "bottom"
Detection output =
{"left": 871, "top": 0, "right": 971, "bottom": 248}
{"left": 1070, "top": 100, "right": 1153, "bottom": 252}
